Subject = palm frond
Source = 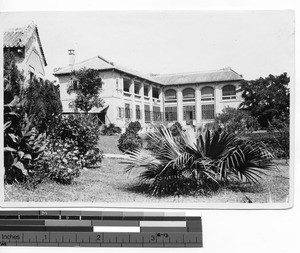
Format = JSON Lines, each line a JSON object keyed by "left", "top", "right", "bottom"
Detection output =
{"left": 219, "top": 142, "right": 275, "bottom": 183}
{"left": 125, "top": 126, "right": 276, "bottom": 196}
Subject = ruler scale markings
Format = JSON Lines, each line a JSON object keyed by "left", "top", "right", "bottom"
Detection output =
{"left": 0, "top": 211, "right": 202, "bottom": 247}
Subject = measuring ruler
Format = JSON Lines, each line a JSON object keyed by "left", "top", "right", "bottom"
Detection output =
{"left": 0, "top": 210, "right": 202, "bottom": 247}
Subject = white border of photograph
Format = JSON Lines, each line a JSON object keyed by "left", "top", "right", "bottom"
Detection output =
{"left": 0, "top": 6, "right": 295, "bottom": 210}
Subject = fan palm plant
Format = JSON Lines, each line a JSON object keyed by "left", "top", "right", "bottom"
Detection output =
{"left": 126, "top": 126, "right": 275, "bottom": 196}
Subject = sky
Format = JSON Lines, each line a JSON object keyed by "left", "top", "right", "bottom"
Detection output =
{"left": 1, "top": 11, "right": 295, "bottom": 82}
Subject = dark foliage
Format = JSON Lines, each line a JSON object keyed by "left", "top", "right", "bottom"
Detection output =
{"left": 101, "top": 123, "right": 122, "bottom": 135}
{"left": 3, "top": 52, "right": 91, "bottom": 186}
{"left": 4, "top": 96, "right": 47, "bottom": 184}
{"left": 238, "top": 73, "right": 290, "bottom": 128}
{"left": 126, "top": 126, "right": 275, "bottom": 196}
{"left": 68, "top": 68, "right": 104, "bottom": 113}
{"left": 242, "top": 128, "right": 289, "bottom": 159}
{"left": 170, "top": 122, "right": 183, "bottom": 136}
{"left": 43, "top": 138, "right": 81, "bottom": 184}
{"left": 24, "top": 78, "right": 62, "bottom": 133}
{"left": 3, "top": 51, "right": 24, "bottom": 104}
{"left": 118, "top": 121, "right": 142, "bottom": 153}
{"left": 215, "top": 106, "right": 260, "bottom": 133}
{"left": 50, "top": 114, "right": 103, "bottom": 167}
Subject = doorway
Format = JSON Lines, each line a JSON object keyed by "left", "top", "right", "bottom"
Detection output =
{"left": 183, "top": 105, "right": 195, "bottom": 125}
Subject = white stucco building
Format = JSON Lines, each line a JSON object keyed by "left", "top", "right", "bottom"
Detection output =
{"left": 4, "top": 22, "right": 47, "bottom": 83}
{"left": 53, "top": 54, "right": 243, "bottom": 131}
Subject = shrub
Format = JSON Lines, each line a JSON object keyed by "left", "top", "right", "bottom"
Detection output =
{"left": 101, "top": 123, "right": 122, "bottom": 135}
{"left": 118, "top": 121, "right": 142, "bottom": 153}
{"left": 215, "top": 107, "right": 260, "bottom": 133}
{"left": 241, "top": 131, "right": 289, "bottom": 159}
{"left": 126, "top": 126, "right": 275, "bottom": 196}
{"left": 3, "top": 51, "right": 82, "bottom": 186}
{"left": 127, "top": 121, "right": 142, "bottom": 133}
{"left": 4, "top": 96, "right": 47, "bottom": 184}
{"left": 50, "top": 114, "right": 103, "bottom": 167}
{"left": 44, "top": 139, "right": 81, "bottom": 184}
{"left": 170, "top": 122, "right": 183, "bottom": 136}
{"left": 24, "top": 78, "right": 62, "bottom": 133}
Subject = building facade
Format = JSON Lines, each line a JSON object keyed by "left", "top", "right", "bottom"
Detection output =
{"left": 4, "top": 22, "right": 47, "bottom": 83}
{"left": 53, "top": 54, "right": 243, "bottom": 131}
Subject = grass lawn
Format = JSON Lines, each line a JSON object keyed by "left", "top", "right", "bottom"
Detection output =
{"left": 4, "top": 158, "right": 290, "bottom": 203}
{"left": 98, "top": 135, "right": 123, "bottom": 154}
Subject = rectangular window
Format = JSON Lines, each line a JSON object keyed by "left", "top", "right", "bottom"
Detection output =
{"left": 153, "top": 106, "right": 161, "bottom": 121}
{"left": 117, "top": 107, "right": 124, "bottom": 118}
{"left": 144, "top": 86, "right": 149, "bottom": 97}
{"left": 116, "top": 79, "right": 119, "bottom": 90}
{"left": 144, "top": 104, "right": 151, "bottom": 122}
{"left": 123, "top": 79, "right": 131, "bottom": 93}
{"left": 134, "top": 82, "right": 140, "bottom": 94}
{"left": 69, "top": 80, "right": 78, "bottom": 91}
{"left": 202, "top": 104, "right": 215, "bottom": 120}
{"left": 165, "top": 107, "right": 177, "bottom": 122}
{"left": 125, "top": 103, "right": 131, "bottom": 119}
{"left": 136, "top": 105, "right": 141, "bottom": 119}
{"left": 152, "top": 87, "right": 160, "bottom": 99}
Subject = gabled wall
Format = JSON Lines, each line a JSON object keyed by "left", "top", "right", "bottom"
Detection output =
{"left": 12, "top": 29, "right": 46, "bottom": 84}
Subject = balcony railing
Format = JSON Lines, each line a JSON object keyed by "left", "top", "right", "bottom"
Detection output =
{"left": 144, "top": 110, "right": 163, "bottom": 123}
{"left": 123, "top": 91, "right": 131, "bottom": 97}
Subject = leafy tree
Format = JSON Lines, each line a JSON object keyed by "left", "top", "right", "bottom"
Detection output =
{"left": 238, "top": 73, "right": 290, "bottom": 128}
{"left": 24, "top": 78, "right": 62, "bottom": 133}
{"left": 215, "top": 106, "right": 259, "bottom": 133}
{"left": 4, "top": 50, "right": 24, "bottom": 104}
{"left": 67, "top": 68, "right": 104, "bottom": 113}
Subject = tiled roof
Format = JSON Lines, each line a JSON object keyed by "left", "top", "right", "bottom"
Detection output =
{"left": 53, "top": 55, "right": 243, "bottom": 86}
{"left": 4, "top": 22, "right": 47, "bottom": 66}
{"left": 53, "top": 56, "right": 160, "bottom": 84}
{"left": 152, "top": 68, "right": 243, "bottom": 85}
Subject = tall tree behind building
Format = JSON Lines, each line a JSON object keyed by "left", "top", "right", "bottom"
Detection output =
{"left": 67, "top": 68, "right": 104, "bottom": 113}
{"left": 238, "top": 73, "right": 290, "bottom": 128}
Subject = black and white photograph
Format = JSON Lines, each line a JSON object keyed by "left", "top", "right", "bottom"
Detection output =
{"left": 1, "top": 10, "right": 294, "bottom": 207}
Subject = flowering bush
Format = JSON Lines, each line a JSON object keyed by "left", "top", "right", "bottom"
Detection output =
{"left": 45, "top": 139, "right": 81, "bottom": 184}
{"left": 50, "top": 114, "right": 103, "bottom": 167}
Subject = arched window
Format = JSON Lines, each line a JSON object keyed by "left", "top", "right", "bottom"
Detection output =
{"left": 201, "top": 87, "right": 214, "bottom": 101}
{"left": 165, "top": 89, "right": 177, "bottom": 102}
{"left": 222, "top": 85, "right": 236, "bottom": 100}
{"left": 183, "top": 88, "right": 195, "bottom": 101}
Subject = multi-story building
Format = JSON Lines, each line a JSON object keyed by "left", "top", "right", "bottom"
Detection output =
{"left": 53, "top": 53, "right": 243, "bottom": 131}
{"left": 3, "top": 22, "right": 47, "bottom": 83}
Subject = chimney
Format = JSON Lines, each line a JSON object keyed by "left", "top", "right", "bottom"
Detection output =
{"left": 68, "top": 49, "right": 75, "bottom": 67}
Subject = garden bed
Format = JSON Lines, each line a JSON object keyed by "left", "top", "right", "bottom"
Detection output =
{"left": 4, "top": 158, "right": 289, "bottom": 203}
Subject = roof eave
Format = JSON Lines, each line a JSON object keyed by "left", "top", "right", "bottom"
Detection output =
{"left": 161, "top": 78, "right": 244, "bottom": 86}
{"left": 34, "top": 26, "right": 47, "bottom": 67}
{"left": 53, "top": 67, "right": 163, "bottom": 85}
